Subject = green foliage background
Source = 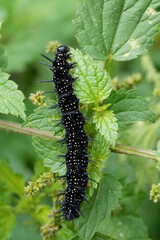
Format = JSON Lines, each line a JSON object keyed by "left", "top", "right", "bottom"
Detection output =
{"left": 0, "top": 0, "right": 160, "bottom": 239}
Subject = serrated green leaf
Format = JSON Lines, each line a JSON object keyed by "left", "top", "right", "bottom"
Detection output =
{"left": 0, "top": 204, "right": 16, "bottom": 240}
{"left": 105, "top": 88, "right": 154, "bottom": 126}
{"left": 92, "top": 233, "right": 114, "bottom": 240}
{"left": 0, "top": 45, "right": 7, "bottom": 71}
{"left": 32, "top": 138, "right": 66, "bottom": 175}
{"left": 152, "top": 0, "right": 160, "bottom": 9}
{"left": 69, "top": 235, "right": 79, "bottom": 240}
{"left": 71, "top": 49, "right": 111, "bottom": 104}
{"left": 101, "top": 164, "right": 149, "bottom": 240}
{"left": 86, "top": 133, "right": 111, "bottom": 196}
{"left": 86, "top": 164, "right": 101, "bottom": 197}
{"left": 120, "top": 190, "right": 145, "bottom": 216}
{"left": 34, "top": 205, "right": 50, "bottom": 225}
{"left": 25, "top": 101, "right": 67, "bottom": 175}
{"left": 0, "top": 162, "right": 25, "bottom": 197}
{"left": 90, "top": 132, "right": 110, "bottom": 162}
{"left": 54, "top": 224, "right": 75, "bottom": 240}
{"left": 0, "top": 183, "right": 11, "bottom": 204}
{"left": 93, "top": 110, "right": 118, "bottom": 147}
{"left": 0, "top": 71, "right": 26, "bottom": 120}
{"left": 74, "top": 0, "right": 160, "bottom": 61}
{"left": 99, "top": 215, "right": 151, "bottom": 240}
{"left": 54, "top": 223, "right": 76, "bottom": 240}
{"left": 75, "top": 173, "right": 121, "bottom": 240}
{"left": 0, "top": 72, "right": 9, "bottom": 84}
{"left": 0, "top": 55, "right": 7, "bottom": 70}
{"left": 23, "top": 100, "right": 61, "bottom": 133}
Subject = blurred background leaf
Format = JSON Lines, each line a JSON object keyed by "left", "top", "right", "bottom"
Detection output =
{"left": 1, "top": 0, "right": 77, "bottom": 72}
{"left": 0, "top": 204, "right": 16, "bottom": 240}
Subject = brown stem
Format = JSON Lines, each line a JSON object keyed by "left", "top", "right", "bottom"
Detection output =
{"left": 0, "top": 119, "right": 159, "bottom": 162}
{"left": 110, "top": 144, "right": 158, "bottom": 162}
{"left": 0, "top": 119, "right": 61, "bottom": 140}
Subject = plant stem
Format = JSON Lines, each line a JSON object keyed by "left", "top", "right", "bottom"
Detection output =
{"left": 104, "top": 54, "right": 113, "bottom": 72}
{"left": 0, "top": 119, "right": 61, "bottom": 140}
{"left": 0, "top": 119, "right": 159, "bottom": 162}
{"left": 110, "top": 144, "right": 159, "bottom": 162}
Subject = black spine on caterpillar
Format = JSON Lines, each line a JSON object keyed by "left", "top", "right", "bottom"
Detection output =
{"left": 41, "top": 45, "right": 89, "bottom": 221}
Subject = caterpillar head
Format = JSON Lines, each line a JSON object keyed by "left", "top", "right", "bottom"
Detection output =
{"left": 57, "top": 45, "right": 69, "bottom": 54}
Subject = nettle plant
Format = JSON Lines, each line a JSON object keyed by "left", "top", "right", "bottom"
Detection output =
{"left": 0, "top": 1, "right": 160, "bottom": 240}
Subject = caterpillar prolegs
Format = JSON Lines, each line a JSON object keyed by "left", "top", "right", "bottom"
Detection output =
{"left": 41, "top": 45, "right": 90, "bottom": 221}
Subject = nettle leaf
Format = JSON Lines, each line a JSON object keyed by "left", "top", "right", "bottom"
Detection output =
{"left": 152, "top": 0, "right": 160, "bottom": 9}
{"left": 0, "top": 204, "right": 16, "bottom": 240}
{"left": 32, "top": 138, "right": 66, "bottom": 175}
{"left": 86, "top": 133, "right": 111, "bottom": 196}
{"left": 90, "top": 132, "right": 110, "bottom": 163}
{"left": 23, "top": 100, "right": 61, "bottom": 134}
{"left": 24, "top": 101, "right": 66, "bottom": 175}
{"left": 0, "top": 45, "right": 7, "bottom": 71}
{"left": 0, "top": 72, "right": 26, "bottom": 120}
{"left": 24, "top": 105, "right": 53, "bottom": 131}
{"left": 0, "top": 163, "right": 25, "bottom": 197}
{"left": 34, "top": 205, "right": 50, "bottom": 226}
{"left": 92, "top": 233, "right": 114, "bottom": 240}
{"left": 75, "top": 173, "right": 121, "bottom": 240}
{"left": 99, "top": 215, "right": 150, "bottom": 240}
{"left": 86, "top": 164, "right": 101, "bottom": 198}
{"left": 69, "top": 235, "right": 79, "bottom": 240}
{"left": 105, "top": 88, "right": 154, "bottom": 126}
{"left": 0, "top": 22, "right": 7, "bottom": 71}
{"left": 74, "top": 0, "right": 160, "bottom": 61}
{"left": 93, "top": 108, "right": 118, "bottom": 147}
{"left": 71, "top": 49, "right": 111, "bottom": 104}
{"left": 55, "top": 223, "right": 76, "bottom": 240}
{"left": 120, "top": 190, "right": 145, "bottom": 216}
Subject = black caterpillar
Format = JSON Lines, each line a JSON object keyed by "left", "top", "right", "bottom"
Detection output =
{"left": 40, "top": 45, "right": 92, "bottom": 222}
